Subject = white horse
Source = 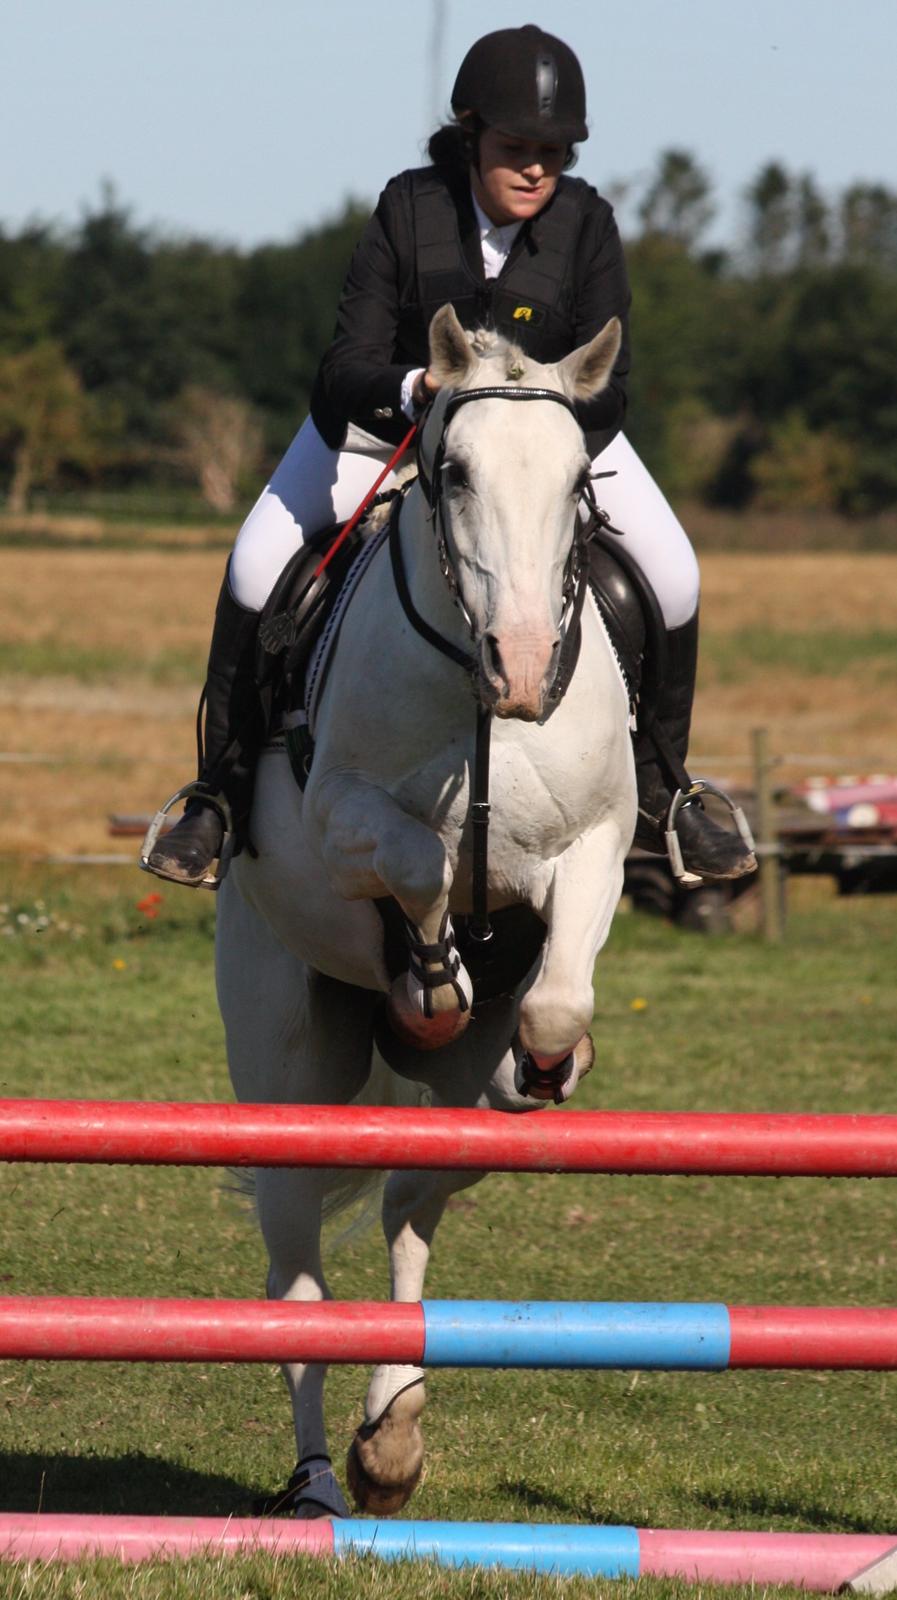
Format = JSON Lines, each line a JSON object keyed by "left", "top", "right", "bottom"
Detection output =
{"left": 216, "top": 306, "right": 637, "bottom": 1518}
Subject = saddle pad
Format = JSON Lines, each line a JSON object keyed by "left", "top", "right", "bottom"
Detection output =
{"left": 303, "top": 519, "right": 391, "bottom": 740}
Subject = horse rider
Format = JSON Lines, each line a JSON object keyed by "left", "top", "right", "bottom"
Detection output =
{"left": 144, "top": 23, "right": 756, "bottom": 890}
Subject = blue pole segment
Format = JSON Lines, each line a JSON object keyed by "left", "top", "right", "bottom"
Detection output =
{"left": 333, "top": 1520, "right": 641, "bottom": 1577}
{"left": 421, "top": 1301, "right": 732, "bottom": 1370}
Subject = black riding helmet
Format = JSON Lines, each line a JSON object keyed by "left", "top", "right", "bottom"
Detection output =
{"left": 451, "top": 24, "right": 588, "bottom": 144}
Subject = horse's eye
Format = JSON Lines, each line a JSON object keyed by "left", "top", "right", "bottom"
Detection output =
{"left": 443, "top": 461, "right": 469, "bottom": 494}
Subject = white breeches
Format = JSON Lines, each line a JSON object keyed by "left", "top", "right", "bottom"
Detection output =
{"left": 230, "top": 417, "right": 700, "bottom": 629}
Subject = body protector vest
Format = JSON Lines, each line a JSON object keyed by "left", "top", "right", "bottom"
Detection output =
{"left": 310, "top": 166, "right": 629, "bottom": 452}
{"left": 405, "top": 172, "right": 584, "bottom": 365}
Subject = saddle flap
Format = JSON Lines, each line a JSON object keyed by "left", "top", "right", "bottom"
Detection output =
{"left": 255, "top": 523, "right": 360, "bottom": 693}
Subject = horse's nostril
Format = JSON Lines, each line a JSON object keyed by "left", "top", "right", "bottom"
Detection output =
{"left": 485, "top": 634, "right": 504, "bottom": 680}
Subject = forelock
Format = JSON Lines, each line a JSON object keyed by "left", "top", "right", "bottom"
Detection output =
{"left": 461, "top": 329, "right": 543, "bottom": 389}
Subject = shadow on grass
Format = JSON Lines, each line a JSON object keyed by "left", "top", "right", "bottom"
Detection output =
{"left": 497, "top": 1477, "right": 606, "bottom": 1523}
{"left": 695, "top": 1486, "right": 878, "bottom": 1534}
{"left": 0, "top": 1451, "right": 263, "bottom": 1518}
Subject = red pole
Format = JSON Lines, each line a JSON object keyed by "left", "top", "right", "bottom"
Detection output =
{"left": 3, "top": 1298, "right": 897, "bottom": 1368}
{"left": 729, "top": 1306, "right": 897, "bottom": 1368}
{"left": 1, "top": 1100, "right": 897, "bottom": 1177}
{"left": 0, "top": 1297, "right": 426, "bottom": 1364}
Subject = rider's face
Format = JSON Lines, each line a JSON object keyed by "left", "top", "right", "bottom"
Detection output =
{"left": 471, "top": 128, "right": 566, "bottom": 227}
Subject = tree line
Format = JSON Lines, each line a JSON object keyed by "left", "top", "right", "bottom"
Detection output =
{"left": 1, "top": 153, "right": 896, "bottom": 518}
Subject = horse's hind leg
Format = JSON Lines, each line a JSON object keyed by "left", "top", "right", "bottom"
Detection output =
{"left": 347, "top": 1163, "right": 485, "bottom": 1514}
{"left": 255, "top": 1167, "right": 351, "bottom": 1517}
{"left": 347, "top": 994, "right": 547, "bottom": 1512}
{"left": 218, "top": 885, "right": 375, "bottom": 1517}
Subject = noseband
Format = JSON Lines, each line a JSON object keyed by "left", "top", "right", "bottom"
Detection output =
{"left": 389, "top": 383, "right": 599, "bottom": 945}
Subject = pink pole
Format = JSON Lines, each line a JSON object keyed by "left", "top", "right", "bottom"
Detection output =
{"left": 730, "top": 1307, "right": 897, "bottom": 1368}
{"left": 0, "top": 1297, "right": 425, "bottom": 1364}
{"left": 639, "top": 1529, "right": 897, "bottom": 1591}
{"left": 0, "top": 1513, "right": 335, "bottom": 1564}
{"left": 0, "top": 1515, "right": 894, "bottom": 1587}
{"left": 2, "top": 1100, "right": 897, "bottom": 1176}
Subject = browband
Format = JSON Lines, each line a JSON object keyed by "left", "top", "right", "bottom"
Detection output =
{"left": 418, "top": 386, "right": 579, "bottom": 505}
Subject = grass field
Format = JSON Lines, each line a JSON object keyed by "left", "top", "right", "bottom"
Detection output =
{"left": 0, "top": 865, "right": 896, "bottom": 1597}
{"left": 0, "top": 526, "right": 896, "bottom": 1594}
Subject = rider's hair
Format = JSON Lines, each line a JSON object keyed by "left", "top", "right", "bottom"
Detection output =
{"left": 427, "top": 114, "right": 484, "bottom": 175}
{"left": 427, "top": 115, "right": 577, "bottom": 177}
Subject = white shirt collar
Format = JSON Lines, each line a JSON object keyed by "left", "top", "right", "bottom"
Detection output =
{"left": 470, "top": 188, "right": 523, "bottom": 251}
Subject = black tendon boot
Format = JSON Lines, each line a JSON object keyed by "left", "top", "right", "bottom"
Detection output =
{"left": 634, "top": 613, "right": 757, "bottom": 883}
{"left": 141, "top": 570, "right": 264, "bottom": 888}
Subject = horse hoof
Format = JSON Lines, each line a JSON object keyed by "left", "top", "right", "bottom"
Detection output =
{"left": 516, "top": 1032, "right": 595, "bottom": 1102}
{"left": 573, "top": 1031, "right": 595, "bottom": 1081}
{"left": 385, "top": 974, "right": 471, "bottom": 1052}
{"left": 346, "top": 1384, "right": 426, "bottom": 1515}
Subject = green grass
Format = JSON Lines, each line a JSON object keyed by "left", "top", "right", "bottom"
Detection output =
{"left": 0, "top": 641, "right": 205, "bottom": 686}
{"left": 18, "top": 623, "right": 893, "bottom": 693}
{"left": 4, "top": 487, "right": 234, "bottom": 526}
{"left": 1, "top": 866, "right": 896, "bottom": 1597}
{"left": 700, "top": 626, "right": 897, "bottom": 684}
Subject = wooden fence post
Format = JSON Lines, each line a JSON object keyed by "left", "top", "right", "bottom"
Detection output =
{"left": 751, "top": 727, "right": 785, "bottom": 942}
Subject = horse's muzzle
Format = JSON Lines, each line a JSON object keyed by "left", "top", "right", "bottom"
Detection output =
{"left": 478, "top": 629, "right": 561, "bottom": 721}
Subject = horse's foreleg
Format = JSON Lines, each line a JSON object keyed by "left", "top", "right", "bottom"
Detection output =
{"left": 347, "top": 1164, "right": 486, "bottom": 1515}
{"left": 517, "top": 821, "right": 627, "bottom": 1100}
{"left": 313, "top": 774, "right": 472, "bottom": 1048}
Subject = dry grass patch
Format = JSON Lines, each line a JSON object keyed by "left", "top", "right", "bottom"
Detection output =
{"left": 1, "top": 544, "right": 895, "bottom": 857}
{"left": 698, "top": 552, "right": 897, "bottom": 633}
{"left": 0, "top": 549, "right": 221, "bottom": 659}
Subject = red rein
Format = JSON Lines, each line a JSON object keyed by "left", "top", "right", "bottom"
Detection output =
{"left": 314, "top": 424, "right": 418, "bottom": 578}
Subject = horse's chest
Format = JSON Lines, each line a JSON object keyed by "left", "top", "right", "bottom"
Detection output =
{"left": 389, "top": 734, "right": 610, "bottom": 866}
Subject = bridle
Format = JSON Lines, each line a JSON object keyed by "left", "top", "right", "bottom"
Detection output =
{"left": 389, "top": 382, "right": 603, "bottom": 943}
{"left": 413, "top": 385, "right": 594, "bottom": 697}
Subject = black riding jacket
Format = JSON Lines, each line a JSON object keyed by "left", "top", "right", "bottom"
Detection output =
{"left": 310, "top": 164, "right": 631, "bottom": 457}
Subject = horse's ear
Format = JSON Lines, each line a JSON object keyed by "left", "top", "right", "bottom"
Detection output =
{"left": 556, "top": 317, "right": 622, "bottom": 402}
{"left": 428, "top": 304, "right": 476, "bottom": 385}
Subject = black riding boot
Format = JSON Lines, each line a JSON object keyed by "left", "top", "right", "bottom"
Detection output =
{"left": 634, "top": 613, "right": 757, "bottom": 883}
{"left": 143, "top": 570, "right": 264, "bottom": 887}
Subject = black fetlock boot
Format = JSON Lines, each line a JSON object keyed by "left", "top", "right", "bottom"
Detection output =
{"left": 140, "top": 569, "right": 264, "bottom": 888}
{"left": 634, "top": 613, "right": 757, "bottom": 884}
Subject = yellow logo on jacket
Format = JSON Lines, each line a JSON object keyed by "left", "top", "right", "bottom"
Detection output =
{"left": 512, "top": 306, "right": 533, "bottom": 322}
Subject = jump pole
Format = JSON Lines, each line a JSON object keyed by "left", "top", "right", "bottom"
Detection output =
{"left": 1, "top": 1514, "right": 896, "bottom": 1589}
{"left": 2, "top": 1298, "right": 897, "bottom": 1368}
{"left": 3, "top": 1099, "right": 897, "bottom": 1176}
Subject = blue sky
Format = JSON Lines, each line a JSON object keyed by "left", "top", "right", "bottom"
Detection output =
{"left": 3, "top": 0, "right": 894, "bottom": 248}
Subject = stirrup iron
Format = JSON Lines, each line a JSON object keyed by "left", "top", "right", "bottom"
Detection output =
{"left": 665, "top": 779, "right": 756, "bottom": 887}
{"left": 138, "top": 782, "right": 235, "bottom": 891}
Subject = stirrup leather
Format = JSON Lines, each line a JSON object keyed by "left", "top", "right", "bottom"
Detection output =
{"left": 665, "top": 780, "right": 756, "bottom": 886}
{"left": 138, "top": 783, "right": 235, "bottom": 891}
